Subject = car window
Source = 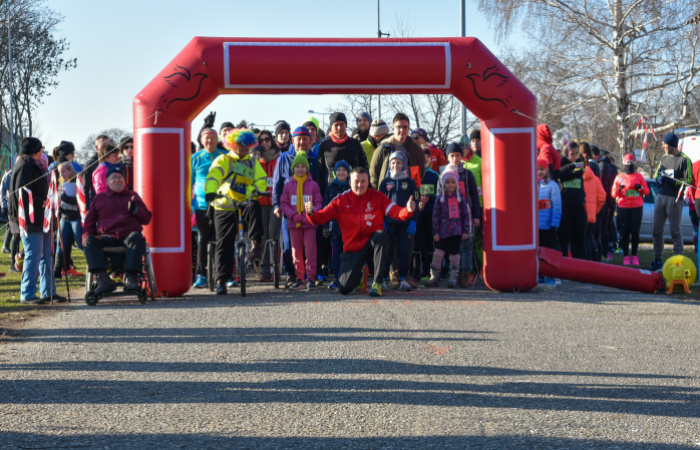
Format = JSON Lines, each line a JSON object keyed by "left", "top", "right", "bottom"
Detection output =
{"left": 645, "top": 180, "right": 658, "bottom": 204}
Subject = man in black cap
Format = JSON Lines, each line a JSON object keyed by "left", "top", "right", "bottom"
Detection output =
{"left": 352, "top": 111, "right": 372, "bottom": 142}
{"left": 650, "top": 132, "right": 692, "bottom": 270}
{"left": 82, "top": 163, "right": 152, "bottom": 294}
{"left": 316, "top": 112, "right": 368, "bottom": 193}
{"left": 275, "top": 121, "right": 292, "bottom": 153}
{"left": 8, "top": 137, "right": 65, "bottom": 304}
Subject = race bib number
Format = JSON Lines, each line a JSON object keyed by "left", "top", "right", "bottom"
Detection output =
{"left": 448, "top": 197, "right": 460, "bottom": 219}
{"left": 420, "top": 184, "right": 435, "bottom": 195}
{"left": 538, "top": 199, "right": 551, "bottom": 210}
{"left": 663, "top": 169, "right": 675, "bottom": 179}
{"left": 233, "top": 162, "right": 254, "bottom": 180}
{"left": 562, "top": 179, "right": 582, "bottom": 189}
{"left": 625, "top": 189, "right": 640, "bottom": 197}
{"left": 291, "top": 195, "right": 297, "bottom": 206}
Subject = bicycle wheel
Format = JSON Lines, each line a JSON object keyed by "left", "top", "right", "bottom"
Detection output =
{"left": 272, "top": 240, "right": 280, "bottom": 289}
{"left": 207, "top": 241, "right": 216, "bottom": 292}
{"left": 237, "top": 244, "right": 247, "bottom": 297}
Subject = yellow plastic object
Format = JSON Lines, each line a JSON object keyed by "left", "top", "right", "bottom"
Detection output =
{"left": 662, "top": 255, "right": 697, "bottom": 294}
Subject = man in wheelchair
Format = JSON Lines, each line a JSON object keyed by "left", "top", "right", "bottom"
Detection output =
{"left": 82, "top": 164, "right": 152, "bottom": 295}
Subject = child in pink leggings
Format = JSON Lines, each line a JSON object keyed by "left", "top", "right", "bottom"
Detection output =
{"left": 280, "top": 153, "right": 323, "bottom": 290}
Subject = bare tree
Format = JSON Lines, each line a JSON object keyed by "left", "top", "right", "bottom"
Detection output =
{"left": 76, "top": 128, "right": 131, "bottom": 164}
{"left": 479, "top": 0, "right": 699, "bottom": 155}
{"left": 0, "top": 0, "right": 76, "bottom": 165}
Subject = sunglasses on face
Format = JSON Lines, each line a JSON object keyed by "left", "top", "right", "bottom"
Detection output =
{"left": 124, "top": 145, "right": 134, "bottom": 149}
{"left": 411, "top": 135, "right": 420, "bottom": 140}
{"left": 259, "top": 137, "right": 271, "bottom": 142}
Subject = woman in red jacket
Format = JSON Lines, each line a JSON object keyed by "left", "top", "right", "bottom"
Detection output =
{"left": 612, "top": 153, "right": 650, "bottom": 266}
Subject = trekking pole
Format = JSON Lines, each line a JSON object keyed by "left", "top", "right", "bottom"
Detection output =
{"left": 55, "top": 216, "right": 71, "bottom": 303}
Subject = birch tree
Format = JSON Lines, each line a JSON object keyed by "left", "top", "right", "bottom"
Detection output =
{"left": 479, "top": 0, "right": 699, "bottom": 154}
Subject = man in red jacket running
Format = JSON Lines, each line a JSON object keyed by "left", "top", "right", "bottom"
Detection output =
{"left": 305, "top": 167, "right": 415, "bottom": 297}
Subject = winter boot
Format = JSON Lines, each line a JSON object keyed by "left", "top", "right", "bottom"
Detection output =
{"left": 424, "top": 265, "right": 441, "bottom": 287}
{"left": 447, "top": 265, "right": 460, "bottom": 288}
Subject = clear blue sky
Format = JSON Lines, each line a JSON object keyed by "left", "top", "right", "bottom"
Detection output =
{"left": 37, "top": 0, "right": 505, "bottom": 150}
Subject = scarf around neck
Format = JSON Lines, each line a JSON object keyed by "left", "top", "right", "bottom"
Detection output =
{"left": 330, "top": 133, "right": 349, "bottom": 144}
{"left": 293, "top": 173, "right": 308, "bottom": 227}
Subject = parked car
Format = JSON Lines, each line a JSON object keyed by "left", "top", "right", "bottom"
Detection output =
{"left": 638, "top": 179, "right": 694, "bottom": 244}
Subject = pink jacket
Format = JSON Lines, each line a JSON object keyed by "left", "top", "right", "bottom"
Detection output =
{"left": 93, "top": 163, "right": 109, "bottom": 195}
{"left": 280, "top": 177, "right": 323, "bottom": 229}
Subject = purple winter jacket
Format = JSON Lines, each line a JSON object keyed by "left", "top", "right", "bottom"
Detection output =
{"left": 432, "top": 191, "right": 471, "bottom": 239}
{"left": 280, "top": 176, "right": 323, "bottom": 229}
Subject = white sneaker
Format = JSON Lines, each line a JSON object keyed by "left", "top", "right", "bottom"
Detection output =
{"left": 399, "top": 280, "right": 411, "bottom": 292}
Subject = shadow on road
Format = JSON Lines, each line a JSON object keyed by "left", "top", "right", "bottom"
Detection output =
{"left": 0, "top": 433, "right": 694, "bottom": 449}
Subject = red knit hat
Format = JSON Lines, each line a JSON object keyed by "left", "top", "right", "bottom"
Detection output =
{"left": 623, "top": 153, "right": 635, "bottom": 163}
{"left": 536, "top": 159, "right": 548, "bottom": 169}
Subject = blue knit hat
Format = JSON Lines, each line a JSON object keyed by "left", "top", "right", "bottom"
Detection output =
{"left": 334, "top": 160, "right": 350, "bottom": 174}
{"left": 106, "top": 163, "right": 127, "bottom": 180}
{"left": 292, "top": 126, "right": 311, "bottom": 138}
{"left": 663, "top": 132, "right": 679, "bottom": 148}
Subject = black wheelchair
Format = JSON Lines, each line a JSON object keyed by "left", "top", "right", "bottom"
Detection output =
{"left": 84, "top": 242, "right": 157, "bottom": 306}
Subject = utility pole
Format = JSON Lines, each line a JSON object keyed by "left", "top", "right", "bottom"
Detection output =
{"left": 460, "top": 0, "right": 467, "bottom": 139}
{"left": 377, "top": 0, "right": 389, "bottom": 121}
{"left": 7, "top": 0, "right": 14, "bottom": 168}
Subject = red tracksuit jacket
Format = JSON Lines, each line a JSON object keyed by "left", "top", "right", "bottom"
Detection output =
{"left": 307, "top": 188, "right": 411, "bottom": 252}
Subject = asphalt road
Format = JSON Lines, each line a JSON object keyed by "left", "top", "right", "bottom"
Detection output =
{"left": 1, "top": 279, "right": 700, "bottom": 449}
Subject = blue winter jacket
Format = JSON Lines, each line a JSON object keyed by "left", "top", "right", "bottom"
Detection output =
{"left": 538, "top": 179, "right": 562, "bottom": 230}
{"left": 191, "top": 147, "right": 227, "bottom": 210}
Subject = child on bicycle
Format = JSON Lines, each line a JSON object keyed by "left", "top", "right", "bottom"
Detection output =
{"left": 280, "top": 153, "right": 323, "bottom": 291}
{"left": 424, "top": 169, "right": 471, "bottom": 288}
{"left": 323, "top": 160, "right": 351, "bottom": 290}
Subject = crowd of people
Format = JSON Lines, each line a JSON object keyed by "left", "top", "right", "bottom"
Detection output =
{"left": 1, "top": 111, "right": 695, "bottom": 303}
{"left": 191, "top": 112, "right": 482, "bottom": 297}
{"left": 537, "top": 125, "right": 696, "bottom": 283}
{"left": 1, "top": 135, "right": 149, "bottom": 304}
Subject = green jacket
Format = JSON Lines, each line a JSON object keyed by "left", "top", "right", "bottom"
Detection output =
{"left": 462, "top": 152, "right": 482, "bottom": 206}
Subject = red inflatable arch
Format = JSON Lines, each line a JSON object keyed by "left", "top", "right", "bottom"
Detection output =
{"left": 134, "top": 37, "right": 539, "bottom": 297}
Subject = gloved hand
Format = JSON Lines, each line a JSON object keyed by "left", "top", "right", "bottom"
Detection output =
{"left": 205, "top": 192, "right": 217, "bottom": 203}
{"left": 634, "top": 183, "right": 642, "bottom": 190}
{"left": 293, "top": 213, "right": 302, "bottom": 224}
{"left": 618, "top": 184, "right": 625, "bottom": 192}
{"left": 127, "top": 196, "right": 138, "bottom": 214}
{"left": 407, "top": 220, "right": 417, "bottom": 236}
{"left": 322, "top": 228, "right": 330, "bottom": 239}
{"left": 204, "top": 111, "right": 216, "bottom": 128}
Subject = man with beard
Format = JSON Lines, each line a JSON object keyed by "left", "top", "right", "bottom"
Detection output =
{"left": 352, "top": 111, "right": 372, "bottom": 142}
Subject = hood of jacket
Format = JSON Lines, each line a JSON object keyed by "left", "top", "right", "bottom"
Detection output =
{"left": 537, "top": 124, "right": 553, "bottom": 149}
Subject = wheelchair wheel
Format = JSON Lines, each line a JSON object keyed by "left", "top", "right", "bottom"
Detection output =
{"left": 207, "top": 241, "right": 215, "bottom": 292}
{"left": 238, "top": 244, "right": 246, "bottom": 297}
{"left": 272, "top": 240, "right": 280, "bottom": 289}
{"left": 145, "top": 248, "right": 157, "bottom": 301}
{"left": 85, "top": 272, "right": 98, "bottom": 306}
